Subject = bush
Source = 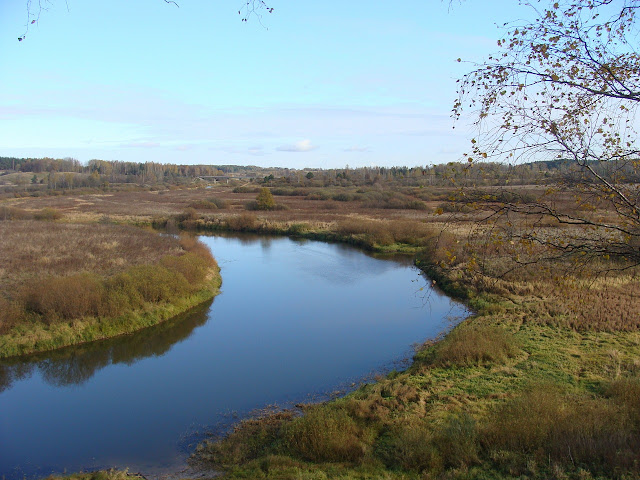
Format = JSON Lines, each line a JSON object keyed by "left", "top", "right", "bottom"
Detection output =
{"left": 188, "top": 198, "right": 229, "bottom": 210}
{"left": 17, "top": 238, "right": 215, "bottom": 326}
{"left": 606, "top": 377, "right": 640, "bottom": 424}
{"left": 253, "top": 188, "right": 276, "bottom": 210}
{"left": 282, "top": 407, "right": 367, "bottom": 463}
{"left": 23, "top": 273, "right": 103, "bottom": 322}
{"left": 226, "top": 213, "right": 258, "bottom": 231}
{"left": 306, "top": 190, "right": 332, "bottom": 201}
{"left": 332, "top": 192, "right": 358, "bottom": 202}
{"left": 287, "top": 223, "right": 310, "bottom": 236}
{"left": 124, "top": 264, "right": 190, "bottom": 303}
{"left": 376, "top": 421, "right": 442, "bottom": 472}
{"left": 33, "top": 208, "right": 63, "bottom": 221}
{"left": 176, "top": 208, "right": 199, "bottom": 222}
{"left": 209, "top": 197, "right": 229, "bottom": 209}
{"left": 436, "top": 201, "right": 473, "bottom": 214}
{"left": 271, "top": 188, "right": 309, "bottom": 197}
{"left": 429, "top": 323, "right": 519, "bottom": 367}
{"left": 0, "top": 297, "right": 24, "bottom": 333}
{"left": 336, "top": 219, "right": 394, "bottom": 246}
{"left": 179, "top": 235, "right": 217, "bottom": 267}
{"left": 161, "top": 252, "right": 210, "bottom": 284}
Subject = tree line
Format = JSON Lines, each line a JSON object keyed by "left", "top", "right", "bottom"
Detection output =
{"left": 3, "top": 156, "right": 628, "bottom": 189}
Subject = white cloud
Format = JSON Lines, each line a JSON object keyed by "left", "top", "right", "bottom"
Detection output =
{"left": 276, "top": 139, "right": 318, "bottom": 153}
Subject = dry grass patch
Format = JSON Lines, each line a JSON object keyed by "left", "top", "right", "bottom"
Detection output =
{"left": 0, "top": 221, "right": 183, "bottom": 298}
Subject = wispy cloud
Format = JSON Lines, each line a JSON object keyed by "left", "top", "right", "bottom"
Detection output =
{"left": 248, "top": 146, "right": 267, "bottom": 156}
{"left": 343, "top": 146, "right": 371, "bottom": 153}
{"left": 276, "top": 139, "right": 318, "bottom": 153}
{"left": 175, "top": 144, "right": 194, "bottom": 151}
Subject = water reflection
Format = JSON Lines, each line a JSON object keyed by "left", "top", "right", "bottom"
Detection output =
{"left": 0, "top": 300, "right": 212, "bottom": 391}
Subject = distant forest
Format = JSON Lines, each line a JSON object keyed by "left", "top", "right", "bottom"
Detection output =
{"left": 1, "top": 156, "right": 637, "bottom": 192}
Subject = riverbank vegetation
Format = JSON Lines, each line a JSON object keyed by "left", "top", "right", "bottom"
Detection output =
{"left": 2, "top": 158, "right": 639, "bottom": 478}
{"left": 0, "top": 221, "right": 219, "bottom": 358}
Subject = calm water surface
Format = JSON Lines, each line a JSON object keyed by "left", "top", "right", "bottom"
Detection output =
{"left": 0, "top": 234, "right": 467, "bottom": 478}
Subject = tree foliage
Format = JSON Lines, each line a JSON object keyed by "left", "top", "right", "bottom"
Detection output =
{"left": 255, "top": 187, "right": 276, "bottom": 210}
{"left": 455, "top": 0, "right": 640, "bottom": 269}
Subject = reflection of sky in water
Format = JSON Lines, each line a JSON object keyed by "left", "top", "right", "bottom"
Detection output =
{"left": 0, "top": 234, "right": 467, "bottom": 479}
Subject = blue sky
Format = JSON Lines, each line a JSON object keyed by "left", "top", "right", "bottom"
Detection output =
{"left": 0, "top": 1, "right": 529, "bottom": 168}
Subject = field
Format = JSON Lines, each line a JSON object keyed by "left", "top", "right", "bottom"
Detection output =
{"left": 2, "top": 178, "right": 639, "bottom": 479}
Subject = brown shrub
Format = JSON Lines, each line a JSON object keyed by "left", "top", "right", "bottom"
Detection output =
{"left": 336, "top": 218, "right": 394, "bottom": 246}
{"left": 161, "top": 252, "right": 210, "bottom": 285}
{"left": 0, "top": 221, "right": 184, "bottom": 299}
{"left": 124, "top": 264, "right": 190, "bottom": 303}
{"left": 188, "top": 197, "right": 229, "bottom": 210}
{"left": 176, "top": 207, "right": 199, "bottom": 223}
{"left": 23, "top": 273, "right": 103, "bottom": 322}
{"left": 225, "top": 213, "right": 258, "bottom": 231}
{"left": 606, "top": 377, "right": 640, "bottom": 424}
{"left": 179, "top": 235, "right": 217, "bottom": 267}
{"left": 387, "top": 219, "right": 435, "bottom": 245}
{"left": 0, "top": 296, "right": 24, "bottom": 333}
{"left": 362, "top": 191, "right": 428, "bottom": 210}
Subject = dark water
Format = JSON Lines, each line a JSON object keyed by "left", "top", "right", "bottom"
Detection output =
{"left": 0, "top": 234, "right": 467, "bottom": 479}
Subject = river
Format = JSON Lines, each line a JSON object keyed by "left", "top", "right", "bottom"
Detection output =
{"left": 0, "top": 234, "right": 467, "bottom": 479}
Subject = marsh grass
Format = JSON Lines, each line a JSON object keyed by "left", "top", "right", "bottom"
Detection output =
{"left": 482, "top": 382, "right": 640, "bottom": 476}
{"left": 281, "top": 406, "right": 372, "bottom": 463}
{"left": 424, "top": 323, "right": 520, "bottom": 367}
{"left": 0, "top": 221, "right": 183, "bottom": 298}
{"left": 196, "top": 410, "right": 297, "bottom": 466}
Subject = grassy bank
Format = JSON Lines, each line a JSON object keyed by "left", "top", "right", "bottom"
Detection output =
{"left": 0, "top": 222, "right": 221, "bottom": 358}
{"left": 0, "top": 268, "right": 219, "bottom": 358}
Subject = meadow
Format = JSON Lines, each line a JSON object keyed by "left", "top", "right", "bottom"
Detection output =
{"left": 1, "top": 173, "right": 639, "bottom": 479}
